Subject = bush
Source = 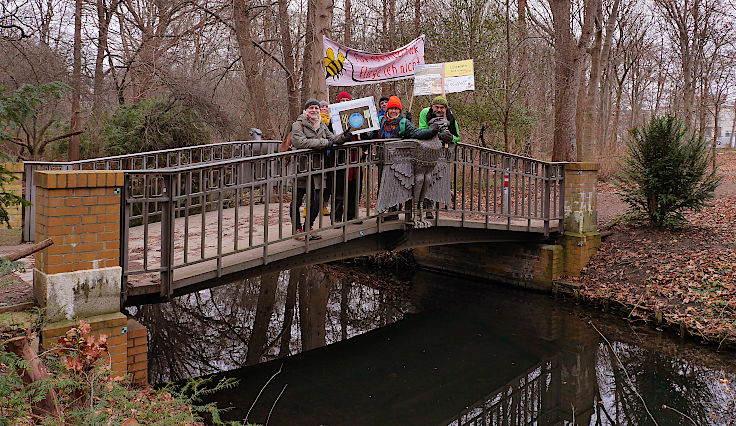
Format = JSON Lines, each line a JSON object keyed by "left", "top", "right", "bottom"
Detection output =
{"left": 103, "top": 97, "right": 210, "bottom": 156}
{"left": 615, "top": 115, "right": 721, "bottom": 227}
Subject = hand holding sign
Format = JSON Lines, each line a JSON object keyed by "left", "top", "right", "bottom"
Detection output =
{"left": 328, "top": 96, "right": 379, "bottom": 135}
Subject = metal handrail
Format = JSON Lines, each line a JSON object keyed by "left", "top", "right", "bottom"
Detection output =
{"left": 22, "top": 140, "right": 282, "bottom": 241}
{"left": 120, "top": 140, "right": 566, "bottom": 299}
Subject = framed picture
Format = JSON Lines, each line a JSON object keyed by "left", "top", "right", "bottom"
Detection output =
{"left": 329, "top": 96, "right": 380, "bottom": 135}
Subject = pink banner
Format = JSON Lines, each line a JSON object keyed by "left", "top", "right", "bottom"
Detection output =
{"left": 323, "top": 35, "right": 425, "bottom": 86}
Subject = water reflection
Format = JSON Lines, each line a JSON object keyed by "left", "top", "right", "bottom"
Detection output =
{"left": 129, "top": 266, "right": 413, "bottom": 384}
{"left": 131, "top": 267, "right": 736, "bottom": 425}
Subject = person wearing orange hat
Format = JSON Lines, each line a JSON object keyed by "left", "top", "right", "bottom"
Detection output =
{"left": 376, "top": 96, "right": 437, "bottom": 140}
{"left": 373, "top": 96, "right": 439, "bottom": 220}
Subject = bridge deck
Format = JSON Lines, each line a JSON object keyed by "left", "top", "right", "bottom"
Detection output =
{"left": 125, "top": 202, "right": 558, "bottom": 299}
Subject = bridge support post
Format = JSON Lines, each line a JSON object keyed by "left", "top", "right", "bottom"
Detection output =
{"left": 0, "top": 162, "right": 24, "bottom": 245}
{"left": 32, "top": 170, "right": 148, "bottom": 384}
{"left": 560, "top": 162, "right": 601, "bottom": 276}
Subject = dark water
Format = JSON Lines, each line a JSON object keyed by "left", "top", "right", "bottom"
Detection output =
{"left": 129, "top": 266, "right": 736, "bottom": 425}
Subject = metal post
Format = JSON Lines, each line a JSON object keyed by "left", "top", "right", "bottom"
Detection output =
{"left": 543, "top": 165, "right": 552, "bottom": 236}
{"left": 160, "top": 174, "right": 175, "bottom": 298}
{"left": 121, "top": 174, "right": 130, "bottom": 302}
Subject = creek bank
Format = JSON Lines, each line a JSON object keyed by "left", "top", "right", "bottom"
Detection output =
{"left": 563, "top": 152, "right": 736, "bottom": 348}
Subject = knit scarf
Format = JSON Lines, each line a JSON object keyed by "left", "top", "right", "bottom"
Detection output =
{"left": 379, "top": 115, "right": 401, "bottom": 139}
{"left": 320, "top": 113, "right": 331, "bottom": 126}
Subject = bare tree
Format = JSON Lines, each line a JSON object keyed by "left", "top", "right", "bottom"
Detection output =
{"left": 278, "top": 0, "right": 300, "bottom": 122}
{"left": 311, "top": 0, "right": 333, "bottom": 101}
{"left": 548, "top": 0, "right": 599, "bottom": 161}
{"left": 69, "top": 0, "right": 81, "bottom": 161}
{"left": 93, "top": 0, "right": 120, "bottom": 115}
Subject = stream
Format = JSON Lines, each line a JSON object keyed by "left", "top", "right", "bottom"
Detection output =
{"left": 128, "top": 265, "right": 736, "bottom": 425}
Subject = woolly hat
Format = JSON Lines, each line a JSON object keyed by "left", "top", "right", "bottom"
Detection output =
{"left": 304, "top": 98, "right": 320, "bottom": 110}
{"left": 336, "top": 91, "right": 352, "bottom": 102}
{"left": 431, "top": 95, "right": 448, "bottom": 107}
{"left": 386, "top": 96, "right": 402, "bottom": 111}
{"left": 319, "top": 100, "right": 329, "bottom": 107}
{"left": 378, "top": 96, "right": 390, "bottom": 104}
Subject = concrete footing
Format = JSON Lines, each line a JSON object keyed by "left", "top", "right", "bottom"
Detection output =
{"left": 33, "top": 266, "right": 122, "bottom": 323}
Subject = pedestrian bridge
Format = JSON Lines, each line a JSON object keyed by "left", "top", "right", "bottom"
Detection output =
{"left": 22, "top": 139, "right": 572, "bottom": 305}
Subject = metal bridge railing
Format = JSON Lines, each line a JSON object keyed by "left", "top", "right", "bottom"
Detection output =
{"left": 443, "top": 359, "right": 560, "bottom": 426}
{"left": 22, "top": 140, "right": 281, "bottom": 241}
{"left": 120, "top": 140, "right": 565, "bottom": 298}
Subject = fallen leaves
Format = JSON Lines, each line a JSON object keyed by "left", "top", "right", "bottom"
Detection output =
{"left": 571, "top": 151, "right": 736, "bottom": 345}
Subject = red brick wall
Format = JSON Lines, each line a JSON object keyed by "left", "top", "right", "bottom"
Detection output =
{"left": 126, "top": 319, "right": 148, "bottom": 386}
{"left": 41, "top": 312, "right": 129, "bottom": 378}
{"left": 34, "top": 170, "right": 122, "bottom": 274}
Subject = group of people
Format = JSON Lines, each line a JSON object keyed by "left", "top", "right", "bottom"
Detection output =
{"left": 289, "top": 91, "right": 461, "bottom": 237}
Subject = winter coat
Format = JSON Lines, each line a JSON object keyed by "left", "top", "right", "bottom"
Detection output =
{"left": 418, "top": 107, "right": 461, "bottom": 143}
{"left": 368, "top": 114, "right": 436, "bottom": 140}
{"left": 291, "top": 113, "right": 349, "bottom": 189}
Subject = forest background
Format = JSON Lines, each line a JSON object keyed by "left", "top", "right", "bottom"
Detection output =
{"left": 1, "top": 0, "right": 735, "bottom": 170}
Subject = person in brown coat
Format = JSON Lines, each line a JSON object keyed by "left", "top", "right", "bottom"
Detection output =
{"left": 290, "top": 98, "right": 352, "bottom": 235}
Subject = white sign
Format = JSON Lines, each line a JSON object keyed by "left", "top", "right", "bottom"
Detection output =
{"left": 328, "top": 96, "right": 380, "bottom": 135}
{"left": 413, "top": 59, "right": 475, "bottom": 96}
{"left": 323, "top": 36, "right": 425, "bottom": 86}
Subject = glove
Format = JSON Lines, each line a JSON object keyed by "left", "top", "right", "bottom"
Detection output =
{"left": 429, "top": 121, "right": 440, "bottom": 134}
{"left": 438, "top": 132, "right": 453, "bottom": 144}
{"left": 405, "top": 112, "right": 413, "bottom": 122}
{"left": 342, "top": 130, "right": 353, "bottom": 141}
{"left": 428, "top": 117, "right": 445, "bottom": 134}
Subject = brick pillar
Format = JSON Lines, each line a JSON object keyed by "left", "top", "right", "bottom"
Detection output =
{"left": 32, "top": 170, "right": 148, "bottom": 381}
{"left": 0, "top": 163, "right": 24, "bottom": 245}
{"left": 561, "top": 163, "right": 601, "bottom": 276}
{"left": 126, "top": 318, "right": 149, "bottom": 386}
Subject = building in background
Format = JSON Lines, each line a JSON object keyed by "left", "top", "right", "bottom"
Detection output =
{"left": 704, "top": 103, "right": 736, "bottom": 149}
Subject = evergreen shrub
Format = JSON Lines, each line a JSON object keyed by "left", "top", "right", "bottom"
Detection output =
{"left": 615, "top": 115, "right": 720, "bottom": 227}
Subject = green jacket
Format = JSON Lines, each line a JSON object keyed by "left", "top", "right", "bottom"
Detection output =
{"left": 418, "top": 107, "right": 460, "bottom": 144}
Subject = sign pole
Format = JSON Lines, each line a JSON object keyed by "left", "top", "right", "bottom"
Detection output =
{"left": 408, "top": 79, "right": 416, "bottom": 117}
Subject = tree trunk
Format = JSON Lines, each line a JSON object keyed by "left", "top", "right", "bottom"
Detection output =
{"left": 245, "top": 272, "right": 279, "bottom": 365}
{"left": 93, "top": 0, "right": 118, "bottom": 116}
{"left": 517, "top": 0, "right": 528, "bottom": 106}
{"left": 278, "top": 0, "right": 300, "bottom": 123}
{"left": 389, "top": 0, "right": 396, "bottom": 41}
{"left": 580, "top": 0, "right": 603, "bottom": 162}
{"left": 233, "top": 0, "right": 274, "bottom": 137}
{"left": 300, "top": 0, "right": 315, "bottom": 107}
{"left": 550, "top": 0, "right": 598, "bottom": 162}
{"left": 69, "top": 0, "right": 82, "bottom": 161}
{"left": 344, "top": 0, "right": 352, "bottom": 44}
{"left": 550, "top": 0, "right": 577, "bottom": 161}
{"left": 340, "top": 280, "right": 349, "bottom": 340}
{"left": 311, "top": 0, "right": 334, "bottom": 101}
{"left": 298, "top": 269, "right": 310, "bottom": 350}
{"left": 279, "top": 268, "right": 302, "bottom": 357}
{"left": 575, "top": 61, "right": 589, "bottom": 161}
{"left": 503, "top": 0, "right": 512, "bottom": 152}
{"left": 712, "top": 101, "right": 718, "bottom": 171}
{"left": 611, "top": 79, "right": 623, "bottom": 150}
{"left": 414, "top": 0, "right": 420, "bottom": 37}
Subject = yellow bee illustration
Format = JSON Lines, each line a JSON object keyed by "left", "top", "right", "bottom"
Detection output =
{"left": 324, "top": 48, "right": 346, "bottom": 79}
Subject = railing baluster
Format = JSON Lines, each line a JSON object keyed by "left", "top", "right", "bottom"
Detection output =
{"left": 160, "top": 174, "right": 174, "bottom": 298}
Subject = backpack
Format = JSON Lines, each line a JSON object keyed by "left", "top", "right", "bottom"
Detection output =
{"left": 280, "top": 122, "right": 305, "bottom": 152}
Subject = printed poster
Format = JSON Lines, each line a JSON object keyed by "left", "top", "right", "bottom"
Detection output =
{"left": 328, "top": 96, "right": 380, "bottom": 135}
{"left": 413, "top": 59, "right": 475, "bottom": 96}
